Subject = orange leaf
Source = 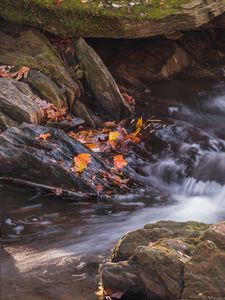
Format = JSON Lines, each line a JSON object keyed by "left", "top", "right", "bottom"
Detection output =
{"left": 11, "top": 66, "right": 30, "bottom": 81}
{"left": 37, "top": 132, "right": 51, "bottom": 140}
{"left": 74, "top": 153, "right": 92, "bottom": 174}
{"left": 114, "top": 155, "right": 128, "bottom": 170}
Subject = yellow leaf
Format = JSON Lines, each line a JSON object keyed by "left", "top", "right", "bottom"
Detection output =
{"left": 74, "top": 153, "right": 92, "bottom": 174}
{"left": 109, "top": 131, "right": 120, "bottom": 148}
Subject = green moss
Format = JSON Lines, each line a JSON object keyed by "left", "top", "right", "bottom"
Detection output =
{"left": 0, "top": 0, "right": 191, "bottom": 37}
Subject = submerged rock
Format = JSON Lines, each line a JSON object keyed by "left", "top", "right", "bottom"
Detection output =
{"left": 100, "top": 221, "right": 225, "bottom": 299}
{"left": 0, "top": 0, "right": 225, "bottom": 38}
{"left": 0, "top": 78, "right": 45, "bottom": 131}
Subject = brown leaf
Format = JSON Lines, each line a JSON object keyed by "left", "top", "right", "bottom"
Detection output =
{"left": 56, "top": 0, "right": 64, "bottom": 5}
{"left": 114, "top": 155, "right": 127, "bottom": 170}
{"left": 11, "top": 66, "right": 30, "bottom": 81}
{"left": 74, "top": 153, "right": 92, "bottom": 174}
{"left": 37, "top": 132, "right": 51, "bottom": 141}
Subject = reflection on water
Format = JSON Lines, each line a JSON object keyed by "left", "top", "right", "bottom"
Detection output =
{"left": 1, "top": 79, "right": 225, "bottom": 300}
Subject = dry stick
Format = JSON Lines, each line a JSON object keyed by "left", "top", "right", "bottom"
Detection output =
{"left": 0, "top": 177, "right": 111, "bottom": 201}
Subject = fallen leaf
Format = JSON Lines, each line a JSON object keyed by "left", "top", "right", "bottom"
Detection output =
{"left": 11, "top": 66, "right": 30, "bottom": 80}
{"left": 56, "top": 0, "right": 64, "bottom": 5}
{"left": 54, "top": 187, "right": 63, "bottom": 195}
{"left": 96, "top": 185, "right": 103, "bottom": 193}
{"left": 0, "top": 67, "right": 11, "bottom": 78}
{"left": 114, "top": 155, "right": 127, "bottom": 170}
{"left": 74, "top": 153, "right": 92, "bottom": 174}
{"left": 108, "top": 131, "right": 120, "bottom": 148}
{"left": 37, "top": 132, "right": 51, "bottom": 140}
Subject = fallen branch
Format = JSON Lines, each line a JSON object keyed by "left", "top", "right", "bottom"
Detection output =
{"left": 0, "top": 176, "right": 112, "bottom": 201}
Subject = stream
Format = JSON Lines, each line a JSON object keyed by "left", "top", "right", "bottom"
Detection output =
{"left": 1, "top": 73, "right": 225, "bottom": 300}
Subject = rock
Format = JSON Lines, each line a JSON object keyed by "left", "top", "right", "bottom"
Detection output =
{"left": 75, "top": 38, "right": 131, "bottom": 118}
{"left": 191, "top": 153, "right": 225, "bottom": 185}
{"left": 183, "top": 240, "right": 225, "bottom": 299}
{"left": 0, "top": 123, "right": 130, "bottom": 193}
{"left": 0, "top": 0, "right": 225, "bottom": 38}
{"left": 90, "top": 30, "right": 215, "bottom": 81}
{"left": 25, "top": 70, "right": 67, "bottom": 108}
{"left": 0, "top": 20, "right": 80, "bottom": 109}
{"left": 100, "top": 221, "right": 225, "bottom": 300}
{"left": 0, "top": 78, "right": 45, "bottom": 130}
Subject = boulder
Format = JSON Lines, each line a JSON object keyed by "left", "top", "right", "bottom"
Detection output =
{"left": 0, "top": 20, "right": 80, "bottom": 109}
{"left": 0, "top": 0, "right": 225, "bottom": 38}
{"left": 0, "top": 78, "right": 45, "bottom": 131}
{"left": 75, "top": 38, "right": 131, "bottom": 118}
{"left": 0, "top": 123, "right": 131, "bottom": 193}
{"left": 100, "top": 221, "right": 225, "bottom": 300}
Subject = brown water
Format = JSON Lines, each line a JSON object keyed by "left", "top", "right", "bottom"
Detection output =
{"left": 1, "top": 74, "right": 225, "bottom": 300}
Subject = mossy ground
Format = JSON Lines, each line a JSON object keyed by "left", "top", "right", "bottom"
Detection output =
{"left": 0, "top": 0, "right": 191, "bottom": 37}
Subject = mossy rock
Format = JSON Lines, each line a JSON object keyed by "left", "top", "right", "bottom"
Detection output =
{"left": 0, "top": 0, "right": 225, "bottom": 38}
{"left": 101, "top": 221, "right": 225, "bottom": 299}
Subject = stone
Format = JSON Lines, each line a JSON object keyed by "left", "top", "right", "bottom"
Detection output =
{"left": 100, "top": 221, "right": 225, "bottom": 300}
{"left": 183, "top": 240, "right": 225, "bottom": 299}
{"left": 0, "top": 0, "right": 225, "bottom": 38}
{"left": 0, "top": 123, "right": 130, "bottom": 193}
{"left": 0, "top": 78, "right": 45, "bottom": 130}
{"left": 25, "top": 69, "right": 67, "bottom": 108}
{"left": 75, "top": 38, "right": 131, "bottom": 118}
{"left": 0, "top": 20, "right": 80, "bottom": 109}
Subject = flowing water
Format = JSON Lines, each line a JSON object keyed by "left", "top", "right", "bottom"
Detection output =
{"left": 1, "top": 74, "right": 225, "bottom": 300}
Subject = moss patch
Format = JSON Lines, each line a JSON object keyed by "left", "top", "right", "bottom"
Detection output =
{"left": 0, "top": 0, "right": 192, "bottom": 37}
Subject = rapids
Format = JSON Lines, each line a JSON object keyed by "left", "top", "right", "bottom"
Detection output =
{"left": 1, "top": 75, "right": 225, "bottom": 300}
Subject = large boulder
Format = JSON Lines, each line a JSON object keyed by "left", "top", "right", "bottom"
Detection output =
{"left": 0, "top": 0, "right": 225, "bottom": 38}
{"left": 0, "top": 123, "right": 131, "bottom": 193}
{"left": 100, "top": 221, "right": 225, "bottom": 300}
{"left": 75, "top": 38, "right": 131, "bottom": 118}
{"left": 0, "top": 20, "right": 80, "bottom": 109}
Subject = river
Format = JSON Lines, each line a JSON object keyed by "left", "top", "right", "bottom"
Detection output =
{"left": 1, "top": 73, "right": 225, "bottom": 300}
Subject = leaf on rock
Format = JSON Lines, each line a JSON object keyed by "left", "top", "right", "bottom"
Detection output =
{"left": 37, "top": 132, "right": 51, "bottom": 140}
{"left": 109, "top": 131, "right": 120, "bottom": 148}
{"left": 74, "top": 153, "right": 92, "bottom": 174}
{"left": 11, "top": 66, "right": 30, "bottom": 81}
{"left": 0, "top": 65, "right": 29, "bottom": 81}
{"left": 114, "top": 155, "right": 127, "bottom": 170}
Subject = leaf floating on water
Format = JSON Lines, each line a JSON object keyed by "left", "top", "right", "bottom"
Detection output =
{"left": 37, "top": 132, "right": 51, "bottom": 141}
{"left": 74, "top": 153, "right": 92, "bottom": 174}
{"left": 114, "top": 155, "right": 127, "bottom": 170}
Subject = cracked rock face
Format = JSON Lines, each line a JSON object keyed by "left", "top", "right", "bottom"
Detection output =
{"left": 100, "top": 221, "right": 225, "bottom": 299}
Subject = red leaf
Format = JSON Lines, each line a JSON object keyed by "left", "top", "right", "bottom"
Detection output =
{"left": 114, "top": 155, "right": 128, "bottom": 170}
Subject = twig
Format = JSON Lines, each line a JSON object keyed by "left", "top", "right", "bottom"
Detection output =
{"left": 0, "top": 176, "right": 111, "bottom": 201}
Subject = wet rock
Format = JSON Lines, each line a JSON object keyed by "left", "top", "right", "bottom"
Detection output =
{"left": 0, "top": 20, "right": 80, "bottom": 109}
{"left": 48, "top": 117, "right": 84, "bottom": 132}
{"left": 191, "top": 153, "right": 225, "bottom": 185}
{"left": 0, "top": 78, "right": 45, "bottom": 131}
{"left": 100, "top": 221, "right": 225, "bottom": 300}
{"left": 0, "top": 0, "right": 225, "bottom": 38}
{"left": 75, "top": 38, "right": 131, "bottom": 118}
{"left": 0, "top": 123, "right": 129, "bottom": 193}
